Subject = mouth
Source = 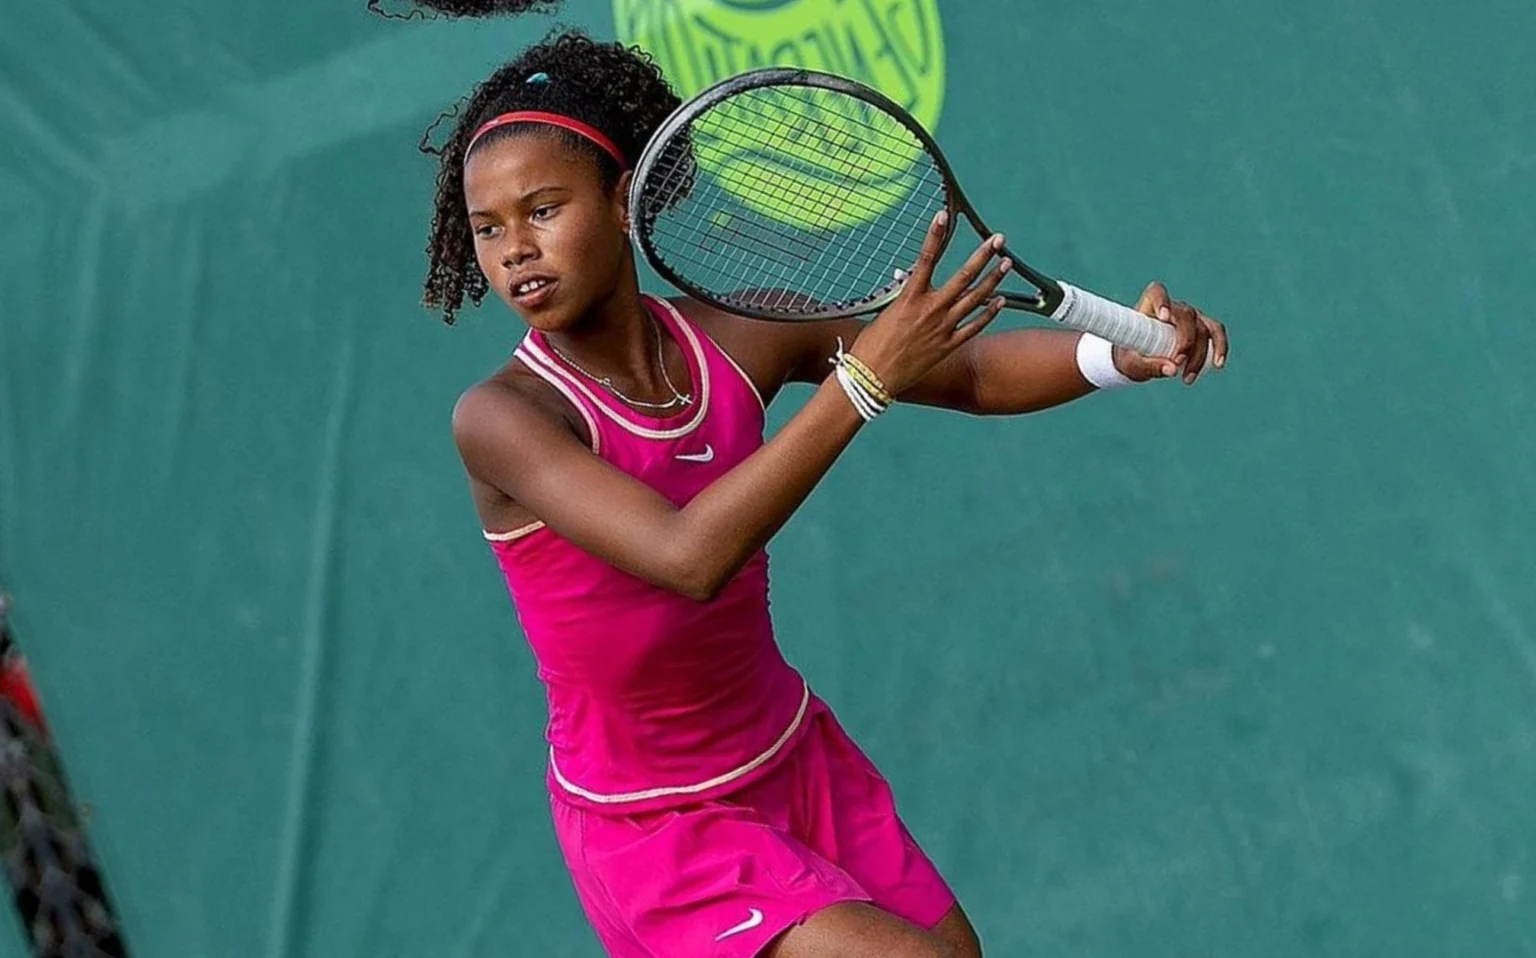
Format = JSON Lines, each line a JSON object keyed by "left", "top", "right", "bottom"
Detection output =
{"left": 510, "top": 276, "right": 558, "bottom": 309}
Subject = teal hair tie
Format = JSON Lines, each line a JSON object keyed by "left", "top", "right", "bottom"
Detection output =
{"left": 525, "top": 72, "right": 550, "bottom": 84}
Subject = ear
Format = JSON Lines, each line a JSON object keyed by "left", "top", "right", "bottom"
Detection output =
{"left": 613, "top": 169, "right": 634, "bottom": 232}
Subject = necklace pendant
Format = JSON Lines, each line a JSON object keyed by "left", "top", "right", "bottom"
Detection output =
{"left": 546, "top": 314, "right": 692, "bottom": 412}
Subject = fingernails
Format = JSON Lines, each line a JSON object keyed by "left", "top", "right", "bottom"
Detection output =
{"left": 998, "top": 259, "right": 1012, "bottom": 274}
{"left": 1159, "top": 306, "right": 1171, "bottom": 321}
{"left": 992, "top": 233, "right": 1005, "bottom": 250}
{"left": 1163, "top": 363, "right": 1176, "bottom": 377}
{"left": 935, "top": 210, "right": 949, "bottom": 227}
{"left": 1216, "top": 355, "right": 1225, "bottom": 368}
{"left": 894, "top": 268, "right": 909, "bottom": 282}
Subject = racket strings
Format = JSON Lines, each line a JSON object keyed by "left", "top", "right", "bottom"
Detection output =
{"left": 720, "top": 91, "right": 935, "bottom": 169}
{"left": 637, "top": 84, "right": 948, "bottom": 316}
{"left": 708, "top": 96, "right": 934, "bottom": 197}
{"left": 646, "top": 122, "right": 831, "bottom": 277}
{"left": 735, "top": 96, "right": 923, "bottom": 303}
{"left": 784, "top": 111, "right": 943, "bottom": 306}
{"left": 700, "top": 102, "right": 928, "bottom": 224}
{"left": 647, "top": 97, "right": 936, "bottom": 252}
{"left": 652, "top": 151, "right": 941, "bottom": 312}
{"left": 655, "top": 100, "right": 919, "bottom": 253}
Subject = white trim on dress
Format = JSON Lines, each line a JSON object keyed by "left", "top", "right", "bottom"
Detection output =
{"left": 549, "top": 678, "right": 810, "bottom": 805}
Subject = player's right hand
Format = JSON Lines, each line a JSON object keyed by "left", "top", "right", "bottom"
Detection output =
{"left": 851, "top": 210, "right": 1008, "bottom": 395}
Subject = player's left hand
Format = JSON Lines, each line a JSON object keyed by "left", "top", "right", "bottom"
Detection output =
{"left": 1112, "top": 281, "right": 1228, "bottom": 385}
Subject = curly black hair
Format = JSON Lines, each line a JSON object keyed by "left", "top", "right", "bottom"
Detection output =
{"left": 368, "top": 0, "right": 560, "bottom": 20}
{"left": 412, "top": 28, "right": 680, "bottom": 324}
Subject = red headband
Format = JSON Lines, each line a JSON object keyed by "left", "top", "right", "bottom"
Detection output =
{"left": 465, "top": 111, "right": 627, "bottom": 169}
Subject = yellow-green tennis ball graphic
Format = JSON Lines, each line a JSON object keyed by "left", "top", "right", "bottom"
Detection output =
{"left": 615, "top": 0, "right": 946, "bottom": 230}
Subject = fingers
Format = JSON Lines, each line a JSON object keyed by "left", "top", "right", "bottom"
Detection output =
{"left": 1129, "top": 281, "right": 1229, "bottom": 384}
{"left": 1144, "top": 289, "right": 1195, "bottom": 375}
{"left": 1139, "top": 280, "right": 1195, "bottom": 372}
{"left": 1114, "top": 344, "right": 1178, "bottom": 382}
{"left": 1162, "top": 299, "right": 1197, "bottom": 373}
{"left": 953, "top": 296, "right": 1005, "bottom": 342}
{"left": 1171, "top": 301, "right": 1209, "bottom": 384}
{"left": 935, "top": 232, "right": 1006, "bottom": 303}
{"left": 1205, "top": 313, "right": 1229, "bottom": 369}
{"left": 1136, "top": 281, "right": 1171, "bottom": 320}
{"left": 947, "top": 256, "right": 1012, "bottom": 325}
{"left": 1140, "top": 281, "right": 1231, "bottom": 383}
{"left": 904, "top": 209, "right": 951, "bottom": 290}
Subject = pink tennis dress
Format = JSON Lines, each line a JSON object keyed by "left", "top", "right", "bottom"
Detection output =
{"left": 485, "top": 296, "right": 954, "bottom": 956}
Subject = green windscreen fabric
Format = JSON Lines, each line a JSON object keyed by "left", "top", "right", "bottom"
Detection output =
{"left": 1, "top": 1, "right": 1533, "bottom": 955}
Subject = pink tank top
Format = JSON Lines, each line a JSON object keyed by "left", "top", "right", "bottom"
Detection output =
{"left": 486, "top": 296, "right": 810, "bottom": 813}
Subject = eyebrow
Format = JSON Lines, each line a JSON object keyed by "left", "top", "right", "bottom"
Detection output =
{"left": 468, "top": 185, "right": 571, "bottom": 218}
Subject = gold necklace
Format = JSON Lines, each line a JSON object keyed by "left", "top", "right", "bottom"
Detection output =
{"left": 546, "top": 314, "right": 693, "bottom": 411}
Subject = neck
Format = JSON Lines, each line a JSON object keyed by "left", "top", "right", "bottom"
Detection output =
{"left": 542, "top": 263, "right": 680, "bottom": 402}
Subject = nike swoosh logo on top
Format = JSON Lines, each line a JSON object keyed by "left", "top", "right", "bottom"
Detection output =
{"left": 714, "top": 908, "right": 764, "bottom": 941}
{"left": 675, "top": 444, "right": 715, "bottom": 463}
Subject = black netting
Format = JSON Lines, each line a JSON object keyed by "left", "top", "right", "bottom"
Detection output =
{"left": 0, "top": 602, "right": 128, "bottom": 958}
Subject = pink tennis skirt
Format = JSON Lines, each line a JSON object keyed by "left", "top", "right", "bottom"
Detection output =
{"left": 549, "top": 696, "right": 956, "bottom": 957}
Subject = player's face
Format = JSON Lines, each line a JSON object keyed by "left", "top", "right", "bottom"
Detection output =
{"left": 464, "top": 132, "right": 630, "bottom": 332}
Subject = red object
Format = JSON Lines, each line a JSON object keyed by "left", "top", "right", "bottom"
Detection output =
{"left": 0, "top": 658, "right": 45, "bottom": 730}
{"left": 466, "top": 110, "right": 628, "bottom": 168}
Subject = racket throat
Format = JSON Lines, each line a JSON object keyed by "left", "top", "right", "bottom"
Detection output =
{"left": 997, "top": 260, "right": 1063, "bottom": 314}
{"left": 954, "top": 211, "right": 1062, "bottom": 314}
{"left": 1001, "top": 290, "right": 1054, "bottom": 312}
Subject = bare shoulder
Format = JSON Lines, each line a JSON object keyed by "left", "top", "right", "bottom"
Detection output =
{"left": 452, "top": 361, "right": 590, "bottom": 468}
{"left": 452, "top": 361, "right": 594, "bottom": 532}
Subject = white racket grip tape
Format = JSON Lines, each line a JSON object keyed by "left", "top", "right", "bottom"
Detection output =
{"left": 1050, "top": 282, "right": 1178, "bottom": 358}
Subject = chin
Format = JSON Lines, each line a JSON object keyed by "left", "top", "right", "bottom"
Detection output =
{"left": 515, "top": 303, "right": 581, "bottom": 333}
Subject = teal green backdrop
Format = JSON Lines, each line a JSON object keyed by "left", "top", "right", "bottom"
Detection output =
{"left": 2, "top": 1, "right": 1533, "bottom": 955}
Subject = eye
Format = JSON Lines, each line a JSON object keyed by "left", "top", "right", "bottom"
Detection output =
{"left": 531, "top": 204, "right": 559, "bottom": 222}
{"left": 473, "top": 223, "right": 499, "bottom": 239}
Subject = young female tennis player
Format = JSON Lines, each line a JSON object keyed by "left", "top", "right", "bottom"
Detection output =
{"left": 412, "top": 17, "right": 1227, "bottom": 958}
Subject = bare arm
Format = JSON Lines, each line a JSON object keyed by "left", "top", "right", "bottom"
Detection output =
{"left": 790, "top": 322, "right": 1097, "bottom": 415}
{"left": 730, "top": 312, "right": 1093, "bottom": 415}
{"left": 457, "top": 211, "right": 1006, "bottom": 601}
{"left": 454, "top": 377, "right": 862, "bottom": 601}
{"left": 693, "top": 257, "right": 1098, "bottom": 416}
{"left": 752, "top": 282, "right": 1227, "bottom": 414}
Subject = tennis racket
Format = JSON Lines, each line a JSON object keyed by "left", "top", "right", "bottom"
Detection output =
{"left": 628, "top": 67, "right": 1180, "bottom": 358}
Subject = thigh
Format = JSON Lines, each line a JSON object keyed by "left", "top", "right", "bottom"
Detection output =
{"left": 931, "top": 902, "right": 983, "bottom": 958}
{"left": 763, "top": 900, "right": 955, "bottom": 958}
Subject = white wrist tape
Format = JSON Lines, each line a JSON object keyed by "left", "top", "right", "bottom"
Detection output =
{"left": 1076, "top": 332, "right": 1135, "bottom": 391}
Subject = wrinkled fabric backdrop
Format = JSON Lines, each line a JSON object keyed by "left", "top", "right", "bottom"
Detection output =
{"left": 2, "top": 0, "right": 1533, "bottom": 954}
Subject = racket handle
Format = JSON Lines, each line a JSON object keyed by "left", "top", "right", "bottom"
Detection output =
{"left": 1050, "top": 282, "right": 1179, "bottom": 358}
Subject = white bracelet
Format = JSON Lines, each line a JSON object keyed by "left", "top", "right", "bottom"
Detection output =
{"left": 1075, "top": 332, "right": 1135, "bottom": 391}
{"left": 835, "top": 364, "right": 885, "bottom": 421}
{"left": 828, "top": 338, "right": 890, "bottom": 422}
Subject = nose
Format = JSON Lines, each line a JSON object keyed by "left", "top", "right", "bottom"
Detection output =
{"left": 500, "top": 226, "right": 539, "bottom": 270}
